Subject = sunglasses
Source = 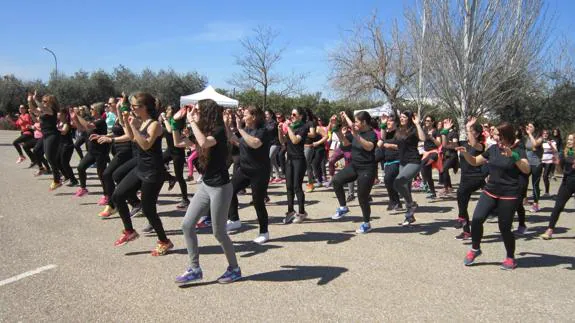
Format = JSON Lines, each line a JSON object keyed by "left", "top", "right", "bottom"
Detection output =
{"left": 291, "top": 113, "right": 298, "bottom": 117}
{"left": 425, "top": 120, "right": 432, "bottom": 122}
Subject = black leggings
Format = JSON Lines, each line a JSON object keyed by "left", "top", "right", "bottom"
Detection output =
{"left": 77, "top": 152, "right": 108, "bottom": 189}
{"left": 542, "top": 163, "right": 554, "bottom": 194}
{"left": 113, "top": 169, "right": 167, "bottom": 241}
{"left": 111, "top": 157, "right": 140, "bottom": 208}
{"left": 21, "top": 136, "right": 37, "bottom": 163}
{"left": 547, "top": 179, "right": 575, "bottom": 229}
{"left": 332, "top": 164, "right": 377, "bottom": 222}
{"left": 74, "top": 132, "right": 87, "bottom": 159}
{"left": 58, "top": 143, "right": 77, "bottom": 182}
{"left": 456, "top": 175, "right": 486, "bottom": 230}
{"left": 43, "top": 134, "right": 61, "bottom": 182}
{"left": 440, "top": 155, "right": 458, "bottom": 189}
{"left": 531, "top": 164, "right": 543, "bottom": 203}
{"left": 33, "top": 138, "right": 50, "bottom": 170}
{"left": 384, "top": 163, "right": 401, "bottom": 207}
{"left": 471, "top": 192, "right": 518, "bottom": 258}
{"left": 421, "top": 153, "right": 438, "bottom": 194}
{"left": 285, "top": 158, "right": 306, "bottom": 214}
{"left": 312, "top": 148, "right": 326, "bottom": 183}
{"left": 13, "top": 133, "right": 34, "bottom": 157}
{"left": 163, "top": 150, "right": 188, "bottom": 201}
{"left": 229, "top": 167, "right": 271, "bottom": 233}
{"left": 102, "top": 151, "right": 132, "bottom": 204}
{"left": 516, "top": 181, "right": 529, "bottom": 227}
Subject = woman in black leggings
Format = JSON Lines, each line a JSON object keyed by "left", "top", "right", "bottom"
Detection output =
{"left": 540, "top": 133, "right": 575, "bottom": 240}
{"left": 439, "top": 121, "right": 459, "bottom": 196}
{"left": 330, "top": 111, "right": 378, "bottom": 234}
{"left": 279, "top": 107, "right": 309, "bottom": 224}
{"left": 459, "top": 123, "right": 530, "bottom": 270}
{"left": 57, "top": 107, "right": 78, "bottom": 186}
{"left": 71, "top": 103, "right": 109, "bottom": 198}
{"left": 421, "top": 116, "right": 441, "bottom": 199}
{"left": 225, "top": 106, "right": 271, "bottom": 243}
{"left": 160, "top": 105, "right": 189, "bottom": 209}
{"left": 13, "top": 104, "right": 35, "bottom": 164}
{"left": 112, "top": 92, "right": 172, "bottom": 256}
{"left": 28, "top": 91, "right": 62, "bottom": 191}
{"left": 450, "top": 117, "right": 486, "bottom": 240}
{"left": 73, "top": 107, "right": 88, "bottom": 160}
{"left": 378, "top": 114, "right": 402, "bottom": 211}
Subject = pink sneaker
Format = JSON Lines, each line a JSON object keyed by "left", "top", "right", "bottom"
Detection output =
{"left": 16, "top": 156, "right": 26, "bottom": 164}
{"left": 97, "top": 195, "right": 109, "bottom": 206}
{"left": 75, "top": 188, "right": 88, "bottom": 197}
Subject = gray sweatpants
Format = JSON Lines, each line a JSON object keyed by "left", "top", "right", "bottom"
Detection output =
{"left": 394, "top": 163, "right": 421, "bottom": 206}
{"left": 182, "top": 182, "right": 238, "bottom": 269}
{"left": 269, "top": 145, "right": 281, "bottom": 179}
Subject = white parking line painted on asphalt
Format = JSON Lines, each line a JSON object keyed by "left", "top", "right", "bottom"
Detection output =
{"left": 0, "top": 265, "right": 57, "bottom": 287}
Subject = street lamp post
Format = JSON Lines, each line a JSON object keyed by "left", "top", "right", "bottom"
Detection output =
{"left": 43, "top": 47, "right": 58, "bottom": 78}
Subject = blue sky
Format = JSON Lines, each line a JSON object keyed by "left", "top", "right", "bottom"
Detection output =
{"left": 1, "top": 0, "right": 573, "bottom": 99}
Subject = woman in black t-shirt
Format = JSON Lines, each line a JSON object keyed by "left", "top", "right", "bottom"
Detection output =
{"left": 440, "top": 120, "right": 460, "bottom": 196}
{"left": 112, "top": 92, "right": 173, "bottom": 256}
{"left": 378, "top": 115, "right": 402, "bottom": 211}
{"left": 72, "top": 103, "right": 109, "bottom": 198}
{"left": 330, "top": 111, "right": 378, "bottom": 233}
{"left": 57, "top": 107, "right": 78, "bottom": 187}
{"left": 160, "top": 105, "right": 189, "bottom": 209}
{"left": 421, "top": 115, "right": 441, "bottom": 199}
{"left": 278, "top": 107, "right": 309, "bottom": 224}
{"left": 394, "top": 110, "right": 426, "bottom": 226}
{"left": 174, "top": 99, "right": 240, "bottom": 285}
{"left": 265, "top": 109, "right": 282, "bottom": 182}
{"left": 459, "top": 123, "right": 530, "bottom": 270}
{"left": 450, "top": 117, "right": 486, "bottom": 240}
{"left": 226, "top": 106, "right": 271, "bottom": 244}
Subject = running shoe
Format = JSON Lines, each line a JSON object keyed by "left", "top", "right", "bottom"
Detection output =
{"left": 356, "top": 222, "right": 372, "bottom": 234}
{"left": 305, "top": 183, "right": 314, "bottom": 193}
{"left": 226, "top": 220, "right": 242, "bottom": 232}
{"left": 28, "top": 161, "right": 37, "bottom": 169}
{"left": 426, "top": 193, "right": 437, "bottom": 199}
{"left": 540, "top": 228, "right": 553, "bottom": 240}
{"left": 463, "top": 249, "right": 482, "bottom": 266}
{"left": 114, "top": 230, "right": 139, "bottom": 246}
{"left": 253, "top": 232, "right": 269, "bottom": 244}
{"left": 322, "top": 181, "right": 331, "bottom": 188}
{"left": 264, "top": 196, "right": 271, "bottom": 204}
{"left": 74, "top": 187, "right": 88, "bottom": 197}
{"left": 49, "top": 181, "right": 62, "bottom": 191}
{"left": 454, "top": 217, "right": 466, "bottom": 229}
{"left": 500, "top": 257, "right": 517, "bottom": 270}
{"left": 217, "top": 266, "right": 242, "bottom": 284}
{"left": 98, "top": 205, "right": 117, "bottom": 218}
{"left": 386, "top": 203, "right": 395, "bottom": 211}
{"left": 331, "top": 206, "right": 349, "bottom": 220}
{"left": 97, "top": 195, "right": 109, "bottom": 206}
{"left": 530, "top": 203, "right": 540, "bottom": 213}
{"left": 283, "top": 211, "right": 296, "bottom": 224}
{"left": 34, "top": 168, "right": 46, "bottom": 177}
{"left": 514, "top": 225, "right": 528, "bottom": 235}
{"left": 455, "top": 232, "right": 471, "bottom": 240}
{"left": 346, "top": 195, "right": 356, "bottom": 203}
{"left": 168, "top": 176, "right": 176, "bottom": 191}
{"left": 142, "top": 224, "right": 155, "bottom": 234}
{"left": 129, "top": 204, "right": 142, "bottom": 218}
{"left": 16, "top": 156, "right": 26, "bottom": 164}
{"left": 176, "top": 199, "right": 190, "bottom": 210}
{"left": 293, "top": 212, "right": 308, "bottom": 223}
{"left": 66, "top": 180, "right": 78, "bottom": 187}
{"left": 393, "top": 204, "right": 404, "bottom": 211}
{"left": 196, "top": 216, "right": 212, "bottom": 229}
{"left": 175, "top": 267, "right": 203, "bottom": 285}
{"left": 151, "top": 239, "right": 173, "bottom": 256}
{"left": 400, "top": 216, "right": 416, "bottom": 226}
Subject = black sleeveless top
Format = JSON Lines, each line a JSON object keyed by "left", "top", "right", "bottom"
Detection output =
{"left": 59, "top": 122, "right": 74, "bottom": 145}
{"left": 136, "top": 120, "right": 164, "bottom": 183}
{"left": 40, "top": 113, "right": 58, "bottom": 137}
{"left": 111, "top": 121, "right": 132, "bottom": 155}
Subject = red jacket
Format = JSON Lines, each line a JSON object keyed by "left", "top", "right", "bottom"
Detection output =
{"left": 15, "top": 113, "right": 33, "bottom": 136}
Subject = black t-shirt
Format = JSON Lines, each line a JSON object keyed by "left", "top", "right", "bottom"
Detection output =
{"left": 459, "top": 142, "right": 485, "bottom": 177}
{"left": 397, "top": 127, "right": 422, "bottom": 165}
{"left": 163, "top": 128, "right": 184, "bottom": 156}
{"left": 443, "top": 130, "right": 459, "bottom": 158}
{"left": 87, "top": 119, "right": 109, "bottom": 155}
{"left": 59, "top": 122, "right": 74, "bottom": 145}
{"left": 351, "top": 129, "right": 378, "bottom": 168}
{"left": 339, "top": 131, "right": 353, "bottom": 152}
{"left": 482, "top": 145, "right": 527, "bottom": 196}
{"left": 265, "top": 120, "right": 280, "bottom": 146}
{"left": 423, "top": 128, "right": 440, "bottom": 151}
{"left": 40, "top": 113, "right": 58, "bottom": 137}
{"left": 384, "top": 130, "right": 400, "bottom": 162}
{"left": 112, "top": 122, "right": 132, "bottom": 155}
{"left": 202, "top": 126, "right": 230, "bottom": 187}
{"left": 240, "top": 127, "right": 271, "bottom": 173}
{"left": 136, "top": 121, "right": 164, "bottom": 183}
{"left": 286, "top": 123, "right": 309, "bottom": 159}
{"left": 304, "top": 121, "right": 318, "bottom": 145}
{"left": 560, "top": 152, "right": 575, "bottom": 181}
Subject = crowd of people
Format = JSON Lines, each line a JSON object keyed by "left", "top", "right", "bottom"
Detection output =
{"left": 10, "top": 90, "right": 575, "bottom": 284}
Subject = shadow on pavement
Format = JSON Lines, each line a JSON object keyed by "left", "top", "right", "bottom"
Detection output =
{"left": 245, "top": 265, "right": 348, "bottom": 285}
{"left": 370, "top": 218, "right": 455, "bottom": 236}
{"left": 125, "top": 240, "right": 283, "bottom": 258}
{"left": 517, "top": 252, "right": 575, "bottom": 269}
{"left": 272, "top": 231, "right": 355, "bottom": 245}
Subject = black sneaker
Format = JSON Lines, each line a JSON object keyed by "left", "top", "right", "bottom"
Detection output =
{"left": 176, "top": 199, "right": 190, "bottom": 210}
{"left": 142, "top": 224, "right": 155, "bottom": 234}
{"left": 455, "top": 231, "right": 471, "bottom": 240}
{"left": 393, "top": 204, "right": 404, "bottom": 211}
{"left": 454, "top": 217, "right": 466, "bottom": 229}
{"left": 130, "top": 204, "right": 142, "bottom": 218}
{"left": 346, "top": 195, "right": 356, "bottom": 202}
{"left": 399, "top": 216, "right": 416, "bottom": 226}
{"left": 386, "top": 203, "right": 395, "bottom": 211}
{"left": 66, "top": 180, "right": 79, "bottom": 187}
{"left": 168, "top": 176, "right": 177, "bottom": 191}
{"left": 283, "top": 211, "right": 296, "bottom": 224}
{"left": 28, "top": 162, "right": 37, "bottom": 169}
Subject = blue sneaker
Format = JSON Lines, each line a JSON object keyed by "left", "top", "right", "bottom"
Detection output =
{"left": 331, "top": 206, "right": 350, "bottom": 220}
{"left": 356, "top": 222, "right": 371, "bottom": 234}
{"left": 175, "top": 267, "right": 203, "bottom": 285}
{"left": 217, "top": 266, "right": 242, "bottom": 284}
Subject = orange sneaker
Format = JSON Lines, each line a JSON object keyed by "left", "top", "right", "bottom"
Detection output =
{"left": 151, "top": 239, "right": 174, "bottom": 256}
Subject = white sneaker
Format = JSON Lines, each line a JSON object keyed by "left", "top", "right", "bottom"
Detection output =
{"left": 253, "top": 232, "right": 269, "bottom": 244}
{"left": 226, "top": 220, "right": 242, "bottom": 232}
{"left": 293, "top": 212, "right": 308, "bottom": 223}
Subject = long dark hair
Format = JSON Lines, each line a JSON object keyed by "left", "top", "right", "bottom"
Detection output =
{"left": 294, "top": 107, "right": 308, "bottom": 123}
{"left": 265, "top": 109, "right": 276, "bottom": 122}
{"left": 497, "top": 122, "right": 516, "bottom": 146}
{"left": 197, "top": 99, "right": 224, "bottom": 170}
{"left": 355, "top": 111, "right": 372, "bottom": 127}
{"left": 247, "top": 106, "right": 265, "bottom": 128}
{"left": 395, "top": 110, "right": 416, "bottom": 140}
{"left": 132, "top": 92, "right": 158, "bottom": 119}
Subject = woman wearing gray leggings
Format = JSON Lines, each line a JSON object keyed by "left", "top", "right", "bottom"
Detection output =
{"left": 394, "top": 110, "right": 425, "bottom": 226}
{"left": 174, "top": 100, "right": 240, "bottom": 285}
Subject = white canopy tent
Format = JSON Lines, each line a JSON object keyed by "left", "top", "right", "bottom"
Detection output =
{"left": 179, "top": 85, "right": 239, "bottom": 107}
{"left": 353, "top": 103, "right": 393, "bottom": 117}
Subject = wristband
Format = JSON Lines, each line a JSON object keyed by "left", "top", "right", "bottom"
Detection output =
{"left": 379, "top": 123, "right": 387, "bottom": 130}
{"left": 332, "top": 125, "right": 340, "bottom": 132}
{"left": 511, "top": 151, "right": 520, "bottom": 163}
{"left": 440, "top": 129, "right": 449, "bottom": 136}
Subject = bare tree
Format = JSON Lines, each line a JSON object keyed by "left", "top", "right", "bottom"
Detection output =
{"left": 230, "top": 25, "right": 305, "bottom": 109}
{"left": 328, "top": 14, "right": 415, "bottom": 109}
{"left": 407, "top": 0, "right": 549, "bottom": 139}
